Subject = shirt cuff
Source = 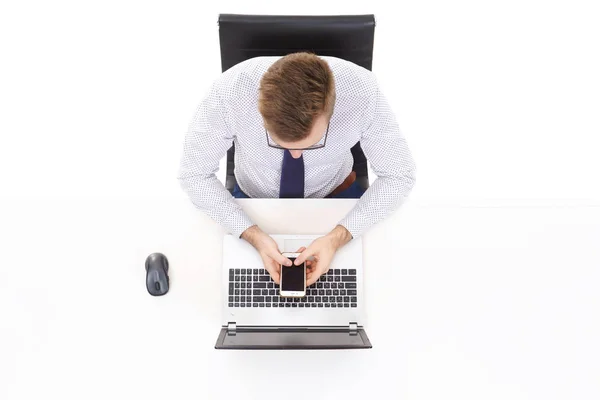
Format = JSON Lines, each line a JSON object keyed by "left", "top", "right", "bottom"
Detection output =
{"left": 221, "top": 207, "right": 255, "bottom": 238}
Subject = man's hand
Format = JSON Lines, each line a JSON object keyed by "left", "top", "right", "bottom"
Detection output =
{"left": 241, "top": 225, "right": 291, "bottom": 284}
{"left": 294, "top": 225, "right": 352, "bottom": 286}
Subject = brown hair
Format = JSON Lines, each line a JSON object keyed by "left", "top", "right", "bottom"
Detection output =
{"left": 258, "top": 52, "right": 335, "bottom": 142}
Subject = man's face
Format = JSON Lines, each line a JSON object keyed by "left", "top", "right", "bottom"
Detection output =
{"left": 269, "top": 113, "right": 329, "bottom": 159}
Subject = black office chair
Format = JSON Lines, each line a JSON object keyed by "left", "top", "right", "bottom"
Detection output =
{"left": 218, "top": 14, "right": 376, "bottom": 194}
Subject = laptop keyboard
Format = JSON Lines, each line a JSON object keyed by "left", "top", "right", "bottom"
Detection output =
{"left": 227, "top": 268, "right": 358, "bottom": 308}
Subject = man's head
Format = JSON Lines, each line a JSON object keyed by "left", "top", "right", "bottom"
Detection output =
{"left": 258, "top": 52, "right": 336, "bottom": 158}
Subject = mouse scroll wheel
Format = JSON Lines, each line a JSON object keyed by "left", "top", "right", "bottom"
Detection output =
{"left": 155, "top": 282, "right": 161, "bottom": 291}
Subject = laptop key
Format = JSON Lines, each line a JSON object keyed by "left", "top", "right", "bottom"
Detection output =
{"left": 334, "top": 269, "right": 340, "bottom": 275}
{"left": 327, "top": 270, "right": 334, "bottom": 275}
{"left": 285, "top": 303, "right": 291, "bottom": 307}
{"left": 324, "top": 283, "right": 330, "bottom": 289}
{"left": 336, "top": 296, "right": 343, "bottom": 303}
{"left": 351, "top": 297, "right": 357, "bottom": 302}
{"left": 329, "top": 296, "right": 336, "bottom": 302}
{"left": 293, "top": 298, "right": 300, "bottom": 302}
{"left": 234, "top": 303, "right": 239, "bottom": 307}
{"left": 259, "top": 269, "right": 266, "bottom": 275}
{"left": 259, "top": 276, "right": 270, "bottom": 282}
{"left": 259, "top": 303, "right": 265, "bottom": 307}
{"left": 241, "top": 276, "right": 246, "bottom": 281}
{"left": 265, "top": 296, "right": 271, "bottom": 302}
{"left": 234, "top": 296, "right": 239, "bottom": 302}
{"left": 254, "top": 282, "right": 266, "bottom": 288}
{"left": 286, "top": 297, "right": 293, "bottom": 303}
{"left": 301, "top": 297, "right": 307, "bottom": 302}
{"left": 240, "top": 289, "right": 246, "bottom": 295}
{"left": 347, "top": 290, "right": 357, "bottom": 296}
{"left": 331, "top": 304, "right": 337, "bottom": 308}
{"left": 344, "top": 296, "right": 350, "bottom": 303}
{"left": 266, "top": 303, "right": 271, "bottom": 307}
{"left": 269, "top": 289, "right": 275, "bottom": 296}
{"left": 342, "top": 276, "right": 356, "bottom": 282}
{"left": 317, "top": 283, "right": 323, "bottom": 289}
{"left": 308, "top": 296, "right": 315, "bottom": 302}
{"left": 299, "top": 303, "right": 305, "bottom": 308}
{"left": 235, "top": 269, "right": 240, "bottom": 274}
{"left": 253, "top": 303, "right": 258, "bottom": 307}
{"left": 262, "top": 289, "right": 268, "bottom": 295}
{"left": 333, "top": 290, "right": 339, "bottom": 296}
{"left": 334, "top": 276, "right": 341, "bottom": 282}
{"left": 253, "top": 269, "right": 258, "bottom": 274}
{"left": 246, "top": 303, "right": 251, "bottom": 307}
{"left": 351, "top": 303, "right": 357, "bottom": 308}
{"left": 345, "top": 282, "right": 357, "bottom": 289}
{"left": 235, "top": 289, "right": 240, "bottom": 295}
{"left": 319, "top": 276, "right": 326, "bottom": 282}
{"left": 340, "top": 290, "right": 346, "bottom": 296}
{"left": 253, "top": 276, "right": 258, "bottom": 282}
{"left": 317, "top": 303, "right": 323, "bottom": 308}
{"left": 229, "top": 287, "right": 233, "bottom": 295}
{"left": 326, "top": 290, "right": 332, "bottom": 296}
{"left": 292, "top": 303, "right": 298, "bottom": 307}
{"left": 342, "top": 269, "right": 348, "bottom": 275}
{"left": 246, "top": 268, "right": 251, "bottom": 274}
{"left": 229, "top": 296, "right": 233, "bottom": 302}
{"left": 268, "top": 282, "right": 274, "bottom": 288}
{"left": 253, "top": 289, "right": 261, "bottom": 296}
{"left": 315, "top": 296, "right": 321, "bottom": 302}
{"left": 235, "top": 276, "right": 240, "bottom": 281}
{"left": 246, "top": 283, "right": 251, "bottom": 288}
{"left": 240, "top": 303, "right": 245, "bottom": 308}
{"left": 228, "top": 303, "right": 233, "bottom": 307}
{"left": 325, "top": 303, "right": 330, "bottom": 308}
{"left": 327, "top": 276, "right": 333, "bottom": 282}
{"left": 344, "top": 303, "right": 349, "bottom": 308}
{"left": 239, "top": 296, "right": 245, "bottom": 302}
{"left": 349, "top": 269, "right": 356, "bottom": 275}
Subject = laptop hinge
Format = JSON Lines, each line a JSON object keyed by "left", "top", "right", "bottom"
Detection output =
{"left": 227, "top": 322, "right": 236, "bottom": 332}
{"left": 349, "top": 322, "right": 358, "bottom": 332}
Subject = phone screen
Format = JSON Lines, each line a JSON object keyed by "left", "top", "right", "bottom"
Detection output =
{"left": 281, "top": 258, "right": 305, "bottom": 292}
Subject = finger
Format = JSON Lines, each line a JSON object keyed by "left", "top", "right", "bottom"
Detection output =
{"left": 296, "top": 246, "right": 306, "bottom": 253}
{"left": 295, "top": 245, "right": 316, "bottom": 265}
{"left": 270, "top": 251, "right": 292, "bottom": 267}
{"left": 306, "top": 271, "right": 320, "bottom": 286}
{"left": 264, "top": 261, "right": 281, "bottom": 284}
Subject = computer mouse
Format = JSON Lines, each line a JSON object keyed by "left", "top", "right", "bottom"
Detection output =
{"left": 145, "top": 253, "right": 169, "bottom": 296}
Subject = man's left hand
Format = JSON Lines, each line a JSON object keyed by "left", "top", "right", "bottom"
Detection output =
{"left": 294, "top": 225, "right": 352, "bottom": 286}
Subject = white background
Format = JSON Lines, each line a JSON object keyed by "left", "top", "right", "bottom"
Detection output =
{"left": 1, "top": 1, "right": 599, "bottom": 399}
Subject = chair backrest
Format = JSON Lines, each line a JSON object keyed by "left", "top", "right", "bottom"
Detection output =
{"left": 218, "top": 14, "right": 375, "bottom": 193}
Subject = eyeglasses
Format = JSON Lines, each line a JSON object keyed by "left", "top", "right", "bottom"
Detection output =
{"left": 266, "top": 123, "right": 329, "bottom": 151}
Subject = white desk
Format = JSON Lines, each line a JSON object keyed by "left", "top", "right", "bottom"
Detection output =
{"left": 1, "top": 195, "right": 599, "bottom": 400}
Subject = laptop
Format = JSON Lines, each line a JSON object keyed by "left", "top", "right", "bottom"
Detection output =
{"left": 214, "top": 233, "right": 372, "bottom": 349}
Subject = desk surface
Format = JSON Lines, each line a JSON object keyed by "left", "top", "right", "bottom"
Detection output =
{"left": 1, "top": 196, "right": 600, "bottom": 400}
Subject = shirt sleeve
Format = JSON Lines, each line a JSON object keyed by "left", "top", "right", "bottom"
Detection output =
{"left": 337, "top": 76, "right": 417, "bottom": 238}
{"left": 177, "top": 76, "right": 255, "bottom": 238}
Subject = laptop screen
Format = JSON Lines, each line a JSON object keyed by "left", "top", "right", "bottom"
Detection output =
{"left": 215, "top": 328, "right": 372, "bottom": 349}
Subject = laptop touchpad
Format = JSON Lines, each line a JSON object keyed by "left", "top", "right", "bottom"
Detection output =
{"left": 283, "top": 239, "right": 313, "bottom": 252}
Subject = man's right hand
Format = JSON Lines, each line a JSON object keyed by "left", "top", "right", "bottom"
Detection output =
{"left": 241, "top": 225, "right": 292, "bottom": 284}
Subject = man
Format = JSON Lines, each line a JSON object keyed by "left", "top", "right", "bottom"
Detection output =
{"left": 178, "top": 52, "right": 416, "bottom": 285}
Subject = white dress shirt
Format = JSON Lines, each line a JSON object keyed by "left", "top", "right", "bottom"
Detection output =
{"left": 178, "top": 56, "right": 416, "bottom": 239}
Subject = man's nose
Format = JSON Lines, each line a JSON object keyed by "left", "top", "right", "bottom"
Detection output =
{"left": 289, "top": 150, "right": 304, "bottom": 159}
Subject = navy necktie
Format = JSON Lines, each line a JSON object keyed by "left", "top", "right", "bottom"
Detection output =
{"left": 279, "top": 150, "right": 305, "bottom": 198}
